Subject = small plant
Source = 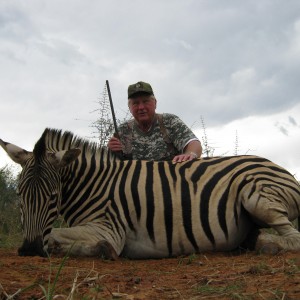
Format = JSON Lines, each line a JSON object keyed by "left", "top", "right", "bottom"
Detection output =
{"left": 247, "top": 262, "right": 274, "bottom": 275}
{"left": 186, "top": 253, "right": 197, "bottom": 265}
{"left": 0, "top": 282, "right": 37, "bottom": 299}
{"left": 234, "top": 130, "right": 239, "bottom": 156}
{"left": 284, "top": 258, "right": 300, "bottom": 275}
{"left": 2, "top": 245, "right": 74, "bottom": 299}
{"left": 39, "top": 248, "right": 72, "bottom": 300}
{"left": 200, "top": 116, "right": 215, "bottom": 157}
{"left": 195, "top": 282, "right": 243, "bottom": 297}
{"left": 176, "top": 253, "right": 199, "bottom": 267}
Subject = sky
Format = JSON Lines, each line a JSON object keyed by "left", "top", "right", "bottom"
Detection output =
{"left": 1, "top": 0, "right": 300, "bottom": 179}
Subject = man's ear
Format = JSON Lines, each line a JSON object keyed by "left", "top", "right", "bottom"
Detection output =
{"left": 48, "top": 148, "right": 81, "bottom": 168}
{"left": 0, "top": 139, "right": 32, "bottom": 166}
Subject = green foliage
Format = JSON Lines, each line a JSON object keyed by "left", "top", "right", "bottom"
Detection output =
{"left": 39, "top": 248, "right": 72, "bottom": 300}
{"left": 0, "top": 166, "right": 22, "bottom": 248}
{"left": 0, "top": 166, "right": 18, "bottom": 208}
{"left": 195, "top": 282, "right": 245, "bottom": 298}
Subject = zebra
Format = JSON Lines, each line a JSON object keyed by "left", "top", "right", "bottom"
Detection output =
{"left": 1, "top": 128, "right": 300, "bottom": 259}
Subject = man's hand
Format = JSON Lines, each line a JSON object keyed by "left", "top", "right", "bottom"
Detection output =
{"left": 107, "top": 137, "right": 123, "bottom": 152}
{"left": 172, "top": 152, "right": 198, "bottom": 163}
{"left": 172, "top": 140, "right": 202, "bottom": 163}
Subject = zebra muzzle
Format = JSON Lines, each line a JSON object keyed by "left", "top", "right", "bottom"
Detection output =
{"left": 18, "top": 237, "right": 47, "bottom": 257}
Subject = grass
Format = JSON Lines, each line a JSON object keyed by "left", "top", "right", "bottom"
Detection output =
{"left": 0, "top": 246, "right": 74, "bottom": 299}
{"left": 1, "top": 248, "right": 300, "bottom": 299}
{"left": 176, "top": 252, "right": 199, "bottom": 267}
{"left": 1, "top": 250, "right": 108, "bottom": 299}
{"left": 195, "top": 282, "right": 246, "bottom": 299}
{"left": 0, "top": 201, "right": 23, "bottom": 250}
{"left": 39, "top": 250, "right": 71, "bottom": 300}
{"left": 247, "top": 262, "right": 275, "bottom": 275}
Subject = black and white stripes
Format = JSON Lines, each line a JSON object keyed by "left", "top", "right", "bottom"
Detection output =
{"left": 2, "top": 128, "right": 300, "bottom": 258}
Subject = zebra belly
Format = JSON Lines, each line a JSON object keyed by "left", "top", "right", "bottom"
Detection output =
{"left": 122, "top": 238, "right": 170, "bottom": 259}
{"left": 122, "top": 217, "right": 252, "bottom": 259}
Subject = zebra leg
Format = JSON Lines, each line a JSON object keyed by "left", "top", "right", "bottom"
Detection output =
{"left": 47, "top": 223, "right": 125, "bottom": 259}
{"left": 255, "top": 224, "right": 300, "bottom": 254}
{"left": 48, "top": 235, "right": 119, "bottom": 260}
{"left": 242, "top": 195, "right": 300, "bottom": 253}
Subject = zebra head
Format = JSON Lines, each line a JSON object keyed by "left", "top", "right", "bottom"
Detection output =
{"left": 0, "top": 132, "right": 80, "bottom": 257}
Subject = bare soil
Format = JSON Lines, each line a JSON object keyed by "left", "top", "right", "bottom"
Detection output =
{"left": 0, "top": 248, "right": 300, "bottom": 299}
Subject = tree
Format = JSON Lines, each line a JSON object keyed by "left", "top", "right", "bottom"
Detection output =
{"left": 90, "top": 84, "right": 115, "bottom": 147}
{"left": 0, "top": 167, "right": 18, "bottom": 210}
{"left": 90, "top": 83, "right": 130, "bottom": 146}
{"left": 0, "top": 166, "right": 22, "bottom": 246}
{"left": 200, "top": 116, "right": 215, "bottom": 157}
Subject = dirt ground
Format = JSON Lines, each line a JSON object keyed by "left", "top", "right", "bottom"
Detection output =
{"left": 0, "top": 248, "right": 300, "bottom": 299}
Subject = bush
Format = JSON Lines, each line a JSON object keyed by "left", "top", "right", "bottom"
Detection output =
{"left": 0, "top": 166, "right": 22, "bottom": 248}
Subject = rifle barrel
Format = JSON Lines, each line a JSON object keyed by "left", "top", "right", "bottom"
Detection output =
{"left": 106, "top": 80, "right": 119, "bottom": 137}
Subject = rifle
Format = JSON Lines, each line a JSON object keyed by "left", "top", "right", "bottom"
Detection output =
{"left": 106, "top": 80, "right": 119, "bottom": 138}
{"left": 106, "top": 80, "right": 127, "bottom": 159}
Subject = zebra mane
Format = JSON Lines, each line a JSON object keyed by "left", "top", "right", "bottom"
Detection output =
{"left": 39, "top": 128, "right": 113, "bottom": 160}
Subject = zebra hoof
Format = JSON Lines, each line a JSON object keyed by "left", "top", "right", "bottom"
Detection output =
{"left": 47, "top": 239, "right": 62, "bottom": 255}
{"left": 256, "top": 243, "right": 280, "bottom": 255}
{"left": 255, "top": 233, "right": 281, "bottom": 255}
{"left": 94, "top": 241, "right": 119, "bottom": 260}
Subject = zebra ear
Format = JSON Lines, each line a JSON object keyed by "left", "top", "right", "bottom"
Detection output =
{"left": 0, "top": 139, "right": 32, "bottom": 166}
{"left": 48, "top": 148, "right": 81, "bottom": 168}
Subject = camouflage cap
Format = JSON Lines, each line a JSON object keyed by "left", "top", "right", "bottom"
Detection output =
{"left": 128, "top": 81, "right": 154, "bottom": 98}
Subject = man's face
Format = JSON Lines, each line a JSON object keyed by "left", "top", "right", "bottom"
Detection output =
{"left": 128, "top": 95, "right": 157, "bottom": 124}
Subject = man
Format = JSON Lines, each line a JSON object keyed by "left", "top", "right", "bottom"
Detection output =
{"left": 107, "top": 81, "right": 202, "bottom": 162}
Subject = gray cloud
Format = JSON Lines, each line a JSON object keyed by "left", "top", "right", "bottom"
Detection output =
{"left": 288, "top": 116, "right": 298, "bottom": 127}
{"left": 0, "top": 0, "right": 300, "bottom": 160}
{"left": 278, "top": 125, "right": 289, "bottom": 136}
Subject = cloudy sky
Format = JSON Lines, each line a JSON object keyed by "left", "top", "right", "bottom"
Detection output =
{"left": 1, "top": 0, "right": 300, "bottom": 179}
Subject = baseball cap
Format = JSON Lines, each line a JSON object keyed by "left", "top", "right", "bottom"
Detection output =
{"left": 128, "top": 81, "right": 154, "bottom": 98}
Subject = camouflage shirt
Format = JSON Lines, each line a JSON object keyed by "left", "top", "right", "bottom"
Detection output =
{"left": 118, "top": 113, "right": 199, "bottom": 161}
